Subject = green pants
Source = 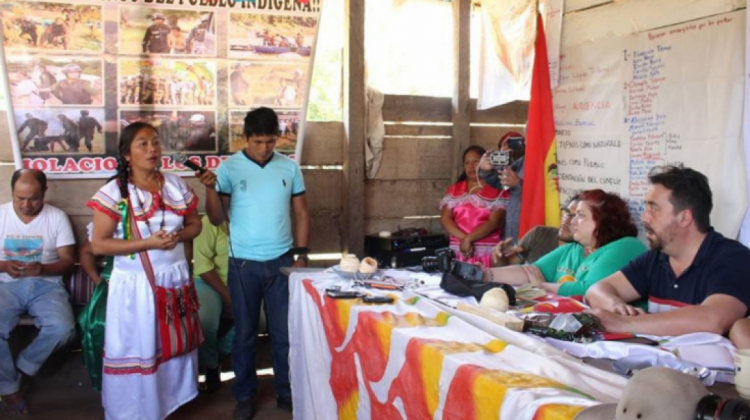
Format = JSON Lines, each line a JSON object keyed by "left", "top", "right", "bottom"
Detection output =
{"left": 195, "top": 278, "right": 235, "bottom": 370}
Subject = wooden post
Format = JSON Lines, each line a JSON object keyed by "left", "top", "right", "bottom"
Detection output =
{"left": 343, "top": 0, "right": 366, "bottom": 256}
{"left": 452, "top": 0, "right": 471, "bottom": 180}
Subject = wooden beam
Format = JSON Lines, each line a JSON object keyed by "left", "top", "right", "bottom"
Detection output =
{"left": 373, "top": 137, "right": 452, "bottom": 180}
{"left": 343, "top": 0, "right": 366, "bottom": 256}
{"left": 452, "top": 0, "right": 471, "bottom": 181}
{"left": 382, "top": 95, "right": 452, "bottom": 123}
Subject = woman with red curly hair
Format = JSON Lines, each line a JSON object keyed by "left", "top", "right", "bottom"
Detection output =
{"left": 485, "top": 189, "right": 647, "bottom": 297}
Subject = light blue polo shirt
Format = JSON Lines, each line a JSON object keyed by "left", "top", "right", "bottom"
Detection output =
{"left": 216, "top": 151, "right": 305, "bottom": 261}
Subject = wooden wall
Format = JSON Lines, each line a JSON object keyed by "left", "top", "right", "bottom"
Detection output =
{"left": 365, "top": 95, "right": 528, "bottom": 237}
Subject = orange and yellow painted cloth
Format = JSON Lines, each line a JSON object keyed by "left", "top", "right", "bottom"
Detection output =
{"left": 288, "top": 273, "right": 627, "bottom": 420}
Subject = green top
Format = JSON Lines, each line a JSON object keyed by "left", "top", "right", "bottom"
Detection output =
{"left": 193, "top": 215, "right": 229, "bottom": 284}
{"left": 533, "top": 236, "right": 647, "bottom": 297}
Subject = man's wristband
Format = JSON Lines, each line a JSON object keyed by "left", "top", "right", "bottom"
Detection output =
{"left": 291, "top": 247, "right": 310, "bottom": 255}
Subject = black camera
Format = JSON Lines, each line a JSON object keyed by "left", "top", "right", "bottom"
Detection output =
{"left": 422, "top": 248, "right": 484, "bottom": 283}
{"left": 695, "top": 395, "right": 750, "bottom": 420}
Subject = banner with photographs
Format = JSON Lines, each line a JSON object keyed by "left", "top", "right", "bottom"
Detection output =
{"left": 1, "top": 0, "right": 322, "bottom": 178}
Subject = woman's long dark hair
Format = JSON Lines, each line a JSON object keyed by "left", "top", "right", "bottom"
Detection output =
{"left": 457, "top": 145, "right": 487, "bottom": 182}
{"left": 108, "top": 122, "right": 158, "bottom": 200}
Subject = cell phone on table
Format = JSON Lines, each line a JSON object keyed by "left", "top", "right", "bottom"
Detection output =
{"left": 362, "top": 295, "right": 394, "bottom": 304}
{"left": 326, "top": 290, "right": 363, "bottom": 299}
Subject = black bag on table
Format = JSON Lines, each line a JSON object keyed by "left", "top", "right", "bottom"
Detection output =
{"left": 440, "top": 272, "right": 516, "bottom": 305}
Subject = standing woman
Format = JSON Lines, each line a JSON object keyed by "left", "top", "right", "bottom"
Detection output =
{"left": 88, "top": 122, "right": 202, "bottom": 420}
{"left": 440, "top": 145, "right": 508, "bottom": 267}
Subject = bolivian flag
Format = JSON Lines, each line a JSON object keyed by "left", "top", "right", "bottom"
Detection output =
{"left": 519, "top": 12, "right": 561, "bottom": 237}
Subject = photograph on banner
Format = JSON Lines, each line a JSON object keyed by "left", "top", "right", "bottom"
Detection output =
{"left": 0, "top": 2, "right": 102, "bottom": 53}
{"left": 228, "top": 13, "right": 317, "bottom": 60}
{"left": 120, "top": 110, "right": 217, "bottom": 153}
{"left": 118, "top": 58, "right": 216, "bottom": 106}
{"left": 6, "top": 56, "right": 103, "bottom": 106}
{"left": 15, "top": 108, "right": 105, "bottom": 155}
{"left": 229, "top": 109, "right": 300, "bottom": 154}
{"left": 119, "top": 7, "right": 216, "bottom": 56}
{"left": 229, "top": 61, "right": 307, "bottom": 108}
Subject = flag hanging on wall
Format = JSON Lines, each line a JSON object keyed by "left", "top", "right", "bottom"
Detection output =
{"left": 519, "top": 12, "right": 560, "bottom": 237}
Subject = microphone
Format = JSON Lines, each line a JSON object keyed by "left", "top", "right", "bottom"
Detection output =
{"left": 174, "top": 154, "right": 206, "bottom": 174}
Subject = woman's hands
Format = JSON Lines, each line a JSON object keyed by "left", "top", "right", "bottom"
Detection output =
{"left": 147, "top": 230, "right": 179, "bottom": 250}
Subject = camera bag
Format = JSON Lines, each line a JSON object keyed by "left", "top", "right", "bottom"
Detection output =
{"left": 440, "top": 272, "right": 516, "bottom": 305}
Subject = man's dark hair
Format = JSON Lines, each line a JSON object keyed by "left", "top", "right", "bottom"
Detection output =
{"left": 648, "top": 165, "right": 712, "bottom": 233}
{"left": 243, "top": 107, "right": 279, "bottom": 138}
{"left": 11, "top": 169, "right": 47, "bottom": 192}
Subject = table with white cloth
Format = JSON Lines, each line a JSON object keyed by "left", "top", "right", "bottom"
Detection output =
{"left": 288, "top": 269, "right": 628, "bottom": 420}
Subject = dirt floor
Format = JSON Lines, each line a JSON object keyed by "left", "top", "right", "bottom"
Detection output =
{"left": 3, "top": 334, "right": 292, "bottom": 420}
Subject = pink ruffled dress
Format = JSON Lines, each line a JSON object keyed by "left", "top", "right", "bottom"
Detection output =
{"left": 439, "top": 180, "right": 509, "bottom": 267}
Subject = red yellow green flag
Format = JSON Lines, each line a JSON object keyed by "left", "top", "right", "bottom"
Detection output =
{"left": 519, "top": 12, "right": 561, "bottom": 238}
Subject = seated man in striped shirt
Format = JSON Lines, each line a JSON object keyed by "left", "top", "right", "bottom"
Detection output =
{"left": 586, "top": 165, "right": 750, "bottom": 337}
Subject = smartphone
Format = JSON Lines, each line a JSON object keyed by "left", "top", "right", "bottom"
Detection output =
{"left": 362, "top": 295, "right": 394, "bottom": 304}
{"left": 326, "top": 290, "right": 363, "bottom": 299}
{"left": 450, "top": 261, "right": 485, "bottom": 283}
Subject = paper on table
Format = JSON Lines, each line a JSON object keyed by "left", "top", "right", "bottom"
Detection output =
{"left": 678, "top": 344, "right": 735, "bottom": 371}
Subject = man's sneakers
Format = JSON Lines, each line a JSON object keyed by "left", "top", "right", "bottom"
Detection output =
{"left": 233, "top": 400, "right": 254, "bottom": 420}
{"left": 277, "top": 396, "right": 293, "bottom": 413}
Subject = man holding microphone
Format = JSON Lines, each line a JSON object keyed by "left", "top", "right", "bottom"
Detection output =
{"left": 197, "top": 107, "right": 310, "bottom": 420}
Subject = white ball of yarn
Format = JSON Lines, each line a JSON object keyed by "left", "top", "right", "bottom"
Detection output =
{"left": 480, "top": 288, "right": 510, "bottom": 312}
{"left": 359, "top": 257, "right": 378, "bottom": 274}
{"left": 340, "top": 255, "right": 360, "bottom": 272}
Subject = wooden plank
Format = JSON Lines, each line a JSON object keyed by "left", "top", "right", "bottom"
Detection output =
{"left": 343, "top": 0, "right": 366, "bottom": 256}
{"left": 46, "top": 179, "right": 101, "bottom": 216}
{"left": 452, "top": 0, "right": 472, "bottom": 181}
{"left": 302, "top": 169, "right": 343, "bottom": 212}
{"left": 564, "top": 0, "right": 612, "bottom": 13}
{"left": 382, "top": 95, "right": 452, "bottom": 123}
{"left": 364, "top": 217, "right": 444, "bottom": 237}
{"left": 301, "top": 122, "right": 344, "bottom": 165}
{"left": 384, "top": 124, "right": 452, "bottom": 137}
{"left": 562, "top": 0, "right": 745, "bottom": 49}
{"left": 374, "top": 138, "right": 452, "bottom": 180}
{"left": 470, "top": 126, "right": 523, "bottom": 150}
{"left": 308, "top": 210, "right": 343, "bottom": 253}
{"left": 365, "top": 179, "right": 451, "bottom": 219}
{"left": 0, "top": 165, "right": 16, "bottom": 203}
{"left": 470, "top": 100, "right": 529, "bottom": 124}
{"left": 0, "top": 112, "right": 15, "bottom": 162}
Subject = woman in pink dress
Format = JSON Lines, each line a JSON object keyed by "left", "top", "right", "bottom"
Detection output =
{"left": 440, "top": 146, "right": 508, "bottom": 267}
